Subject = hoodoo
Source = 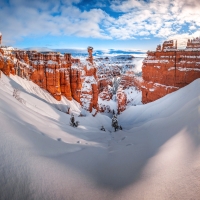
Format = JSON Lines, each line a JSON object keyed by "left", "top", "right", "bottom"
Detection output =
{"left": 142, "top": 38, "right": 200, "bottom": 103}
{"left": 79, "top": 46, "right": 98, "bottom": 113}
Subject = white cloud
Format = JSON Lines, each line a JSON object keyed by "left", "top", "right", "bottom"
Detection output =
{"left": 0, "top": 0, "right": 111, "bottom": 45}
{"left": 107, "top": 0, "right": 200, "bottom": 43}
{"left": 168, "top": 30, "right": 200, "bottom": 48}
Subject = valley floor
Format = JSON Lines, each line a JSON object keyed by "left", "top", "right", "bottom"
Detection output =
{"left": 0, "top": 73, "right": 200, "bottom": 200}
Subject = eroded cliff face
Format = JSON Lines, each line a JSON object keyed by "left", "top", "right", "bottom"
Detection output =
{"left": 142, "top": 38, "right": 200, "bottom": 103}
{"left": 0, "top": 46, "right": 98, "bottom": 113}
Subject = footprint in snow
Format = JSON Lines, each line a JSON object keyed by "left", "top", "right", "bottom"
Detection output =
{"left": 121, "top": 136, "right": 126, "bottom": 141}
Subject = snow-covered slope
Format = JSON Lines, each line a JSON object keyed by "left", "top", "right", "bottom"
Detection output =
{"left": 0, "top": 71, "right": 200, "bottom": 200}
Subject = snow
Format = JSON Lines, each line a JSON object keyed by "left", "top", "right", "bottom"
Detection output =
{"left": 96, "top": 56, "right": 144, "bottom": 74}
{"left": 178, "top": 67, "right": 200, "bottom": 72}
{"left": 149, "top": 88, "right": 155, "bottom": 92}
{"left": 47, "top": 60, "right": 57, "bottom": 65}
{"left": 124, "top": 86, "right": 142, "bottom": 106}
{"left": 32, "top": 60, "right": 44, "bottom": 65}
{"left": 168, "top": 67, "right": 200, "bottom": 72}
{"left": 154, "top": 82, "right": 179, "bottom": 89}
{"left": 144, "top": 59, "right": 170, "bottom": 63}
{"left": 0, "top": 71, "right": 200, "bottom": 200}
{"left": 45, "top": 68, "right": 54, "bottom": 73}
{"left": 98, "top": 97, "right": 117, "bottom": 113}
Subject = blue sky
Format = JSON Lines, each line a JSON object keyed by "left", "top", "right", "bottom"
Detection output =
{"left": 0, "top": 0, "right": 200, "bottom": 51}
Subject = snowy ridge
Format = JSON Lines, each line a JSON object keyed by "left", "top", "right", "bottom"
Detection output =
{"left": 0, "top": 76, "right": 200, "bottom": 199}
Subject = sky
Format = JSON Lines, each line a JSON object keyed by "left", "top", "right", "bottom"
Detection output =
{"left": 0, "top": 0, "right": 200, "bottom": 51}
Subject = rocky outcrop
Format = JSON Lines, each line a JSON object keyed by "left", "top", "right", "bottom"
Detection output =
{"left": 142, "top": 38, "right": 200, "bottom": 103}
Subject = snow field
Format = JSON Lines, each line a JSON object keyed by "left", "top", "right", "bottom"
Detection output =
{"left": 0, "top": 71, "right": 200, "bottom": 200}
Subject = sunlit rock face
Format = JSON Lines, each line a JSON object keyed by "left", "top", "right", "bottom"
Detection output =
{"left": 26, "top": 51, "right": 73, "bottom": 101}
{"left": 0, "top": 49, "right": 16, "bottom": 76}
{"left": 142, "top": 39, "right": 200, "bottom": 103}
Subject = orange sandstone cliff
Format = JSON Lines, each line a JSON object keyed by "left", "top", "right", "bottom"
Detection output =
{"left": 0, "top": 44, "right": 98, "bottom": 113}
{"left": 142, "top": 38, "right": 200, "bottom": 103}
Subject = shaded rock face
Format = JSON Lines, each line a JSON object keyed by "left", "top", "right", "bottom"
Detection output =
{"left": 24, "top": 51, "right": 73, "bottom": 101}
{"left": 0, "top": 45, "right": 98, "bottom": 113}
{"left": 142, "top": 39, "right": 200, "bottom": 103}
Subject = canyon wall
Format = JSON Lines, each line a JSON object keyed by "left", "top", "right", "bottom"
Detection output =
{"left": 0, "top": 45, "right": 98, "bottom": 113}
{"left": 142, "top": 38, "right": 200, "bottom": 103}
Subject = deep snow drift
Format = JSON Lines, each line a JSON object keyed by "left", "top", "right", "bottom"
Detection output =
{"left": 0, "top": 72, "right": 200, "bottom": 200}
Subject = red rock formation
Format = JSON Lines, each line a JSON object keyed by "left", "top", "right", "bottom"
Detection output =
{"left": 0, "top": 46, "right": 74, "bottom": 101}
{"left": 0, "top": 50, "right": 4, "bottom": 70}
{"left": 70, "top": 62, "right": 82, "bottom": 102}
{"left": 1, "top": 58, "right": 14, "bottom": 76}
{"left": 99, "top": 87, "right": 112, "bottom": 101}
{"left": 14, "top": 51, "right": 73, "bottom": 101}
{"left": 142, "top": 39, "right": 200, "bottom": 103}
